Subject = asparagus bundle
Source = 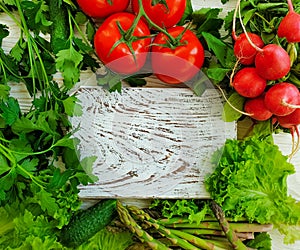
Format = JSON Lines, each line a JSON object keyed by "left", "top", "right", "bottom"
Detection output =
{"left": 116, "top": 201, "right": 170, "bottom": 250}
{"left": 117, "top": 201, "right": 273, "bottom": 250}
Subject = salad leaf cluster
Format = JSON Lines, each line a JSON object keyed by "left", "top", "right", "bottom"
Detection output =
{"left": 205, "top": 123, "right": 300, "bottom": 243}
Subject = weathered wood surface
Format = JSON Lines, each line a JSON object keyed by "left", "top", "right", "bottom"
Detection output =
{"left": 72, "top": 87, "right": 236, "bottom": 198}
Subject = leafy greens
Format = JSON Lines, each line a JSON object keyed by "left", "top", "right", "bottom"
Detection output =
{"left": 205, "top": 123, "right": 300, "bottom": 243}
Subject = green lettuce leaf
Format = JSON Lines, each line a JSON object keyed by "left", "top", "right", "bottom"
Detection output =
{"left": 205, "top": 133, "right": 300, "bottom": 243}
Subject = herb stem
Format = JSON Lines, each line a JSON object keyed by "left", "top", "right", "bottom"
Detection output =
{"left": 17, "top": 163, "right": 46, "bottom": 189}
{"left": 69, "top": 13, "right": 95, "bottom": 56}
{"left": 0, "top": 143, "right": 16, "bottom": 166}
{"left": 14, "top": 0, "right": 38, "bottom": 97}
{"left": 9, "top": 143, "right": 54, "bottom": 156}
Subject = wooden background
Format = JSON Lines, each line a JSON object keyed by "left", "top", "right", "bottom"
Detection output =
{"left": 2, "top": 0, "right": 300, "bottom": 249}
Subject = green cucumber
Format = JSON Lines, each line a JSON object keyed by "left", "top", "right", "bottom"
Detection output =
{"left": 60, "top": 199, "right": 117, "bottom": 247}
{"left": 48, "top": 0, "right": 70, "bottom": 53}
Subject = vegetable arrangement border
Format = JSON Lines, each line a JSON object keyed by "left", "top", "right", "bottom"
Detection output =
{"left": 0, "top": 0, "right": 300, "bottom": 249}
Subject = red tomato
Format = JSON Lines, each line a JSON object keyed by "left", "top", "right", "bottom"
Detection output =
{"left": 151, "top": 26, "right": 205, "bottom": 84}
{"left": 94, "top": 12, "right": 151, "bottom": 75}
{"left": 76, "top": 0, "right": 130, "bottom": 19}
{"left": 131, "top": 0, "right": 186, "bottom": 28}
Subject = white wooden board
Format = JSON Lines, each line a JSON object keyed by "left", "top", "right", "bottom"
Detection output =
{"left": 71, "top": 87, "right": 236, "bottom": 199}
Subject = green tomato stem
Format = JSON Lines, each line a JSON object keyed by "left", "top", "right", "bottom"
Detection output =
{"left": 128, "top": 0, "right": 177, "bottom": 44}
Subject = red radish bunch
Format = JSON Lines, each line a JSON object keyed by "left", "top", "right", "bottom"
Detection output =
{"left": 278, "top": 0, "right": 300, "bottom": 43}
{"left": 232, "top": 0, "right": 291, "bottom": 81}
{"left": 229, "top": 0, "right": 300, "bottom": 156}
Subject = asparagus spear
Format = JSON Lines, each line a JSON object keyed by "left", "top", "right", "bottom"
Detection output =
{"left": 163, "top": 221, "right": 273, "bottom": 232}
{"left": 210, "top": 201, "right": 249, "bottom": 250}
{"left": 128, "top": 205, "right": 229, "bottom": 250}
{"left": 158, "top": 216, "right": 272, "bottom": 233}
{"left": 181, "top": 229, "right": 255, "bottom": 240}
{"left": 169, "top": 228, "right": 229, "bottom": 250}
{"left": 158, "top": 216, "right": 248, "bottom": 225}
{"left": 116, "top": 201, "right": 170, "bottom": 250}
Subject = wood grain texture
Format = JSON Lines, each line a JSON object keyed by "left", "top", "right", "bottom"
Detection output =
{"left": 71, "top": 87, "right": 236, "bottom": 199}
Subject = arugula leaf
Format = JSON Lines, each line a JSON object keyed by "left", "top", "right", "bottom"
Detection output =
{"left": 193, "top": 8, "right": 224, "bottom": 37}
{"left": 207, "top": 67, "right": 231, "bottom": 83}
{"left": 48, "top": 168, "right": 73, "bottom": 190}
{"left": 202, "top": 32, "right": 233, "bottom": 68}
{"left": 97, "top": 70, "right": 122, "bottom": 92}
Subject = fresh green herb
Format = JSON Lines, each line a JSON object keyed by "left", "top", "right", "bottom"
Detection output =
{"left": 0, "top": 0, "right": 100, "bottom": 248}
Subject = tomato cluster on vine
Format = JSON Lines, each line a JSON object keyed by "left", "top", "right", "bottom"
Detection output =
{"left": 76, "top": 0, "right": 205, "bottom": 84}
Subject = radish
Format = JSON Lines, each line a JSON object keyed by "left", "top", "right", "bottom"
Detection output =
{"left": 232, "top": 0, "right": 264, "bottom": 65}
{"left": 254, "top": 44, "right": 291, "bottom": 80}
{"left": 232, "top": 67, "right": 267, "bottom": 98}
{"left": 264, "top": 82, "right": 300, "bottom": 116}
{"left": 278, "top": 0, "right": 300, "bottom": 43}
{"left": 234, "top": 0, "right": 291, "bottom": 80}
{"left": 277, "top": 109, "right": 300, "bottom": 129}
{"left": 276, "top": 109, "right": 300, "bottom": 159}
{"left": 244, "top": 96, "right": 273, "bottom": 121}
{"left": 233, "top": 33, "right": 264, "bottom": 65}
